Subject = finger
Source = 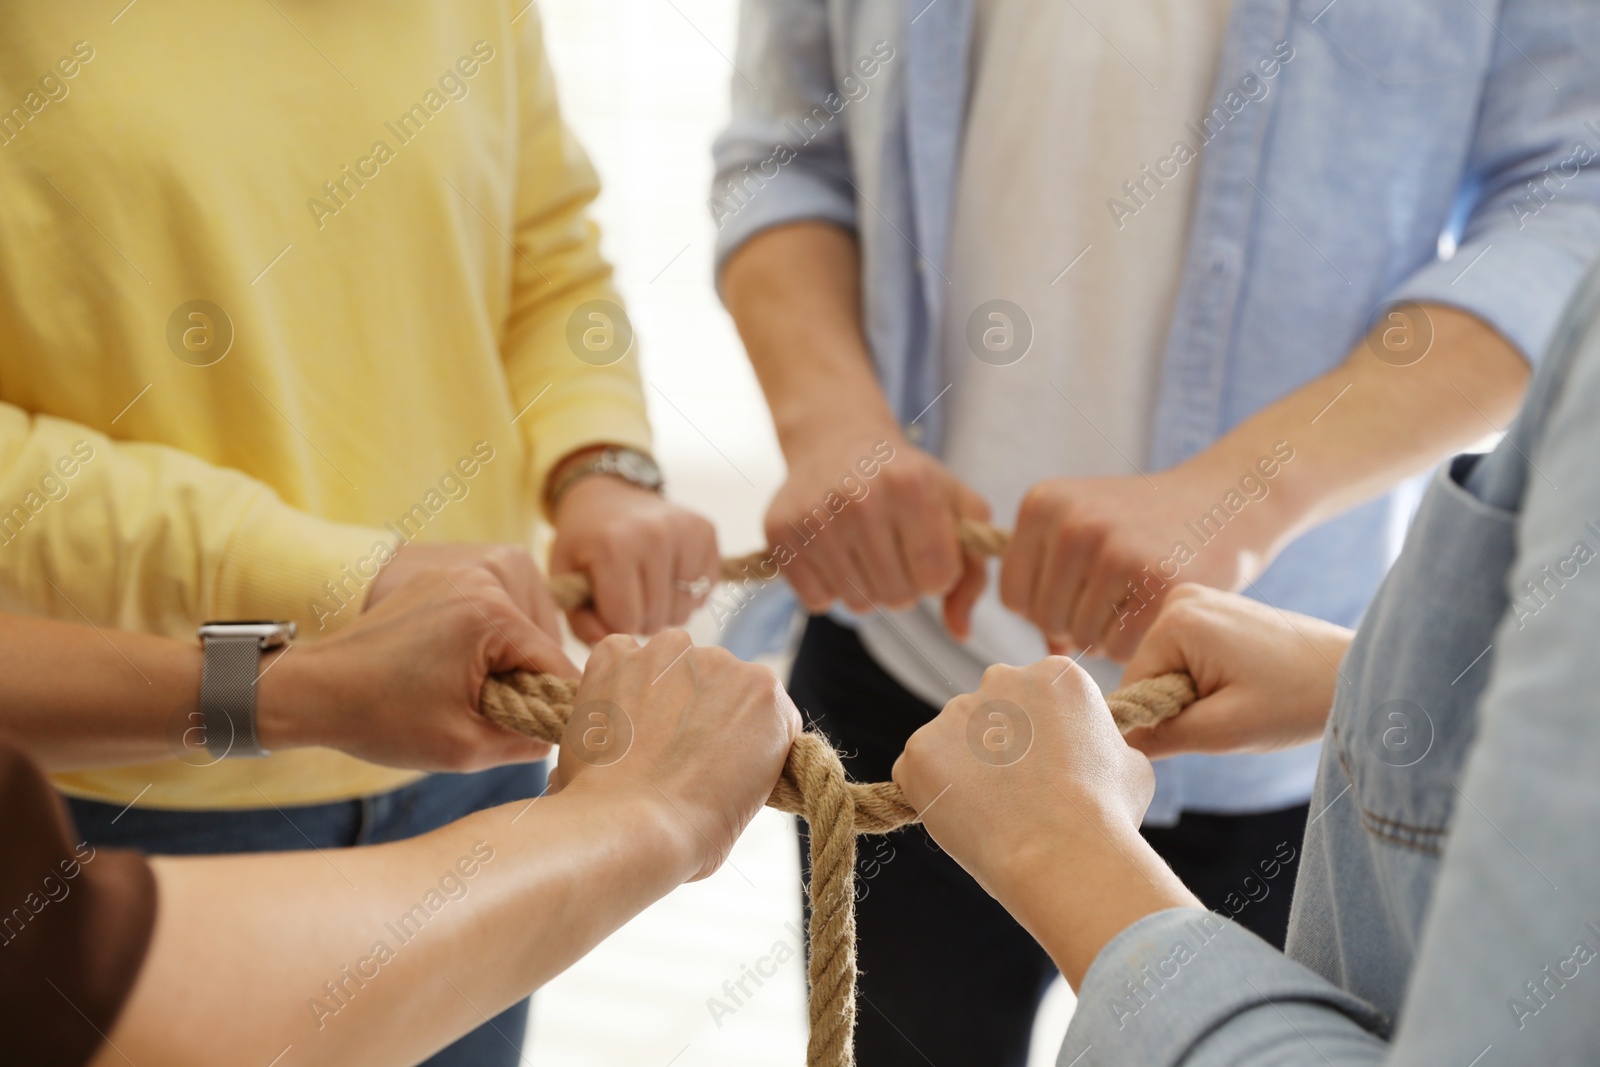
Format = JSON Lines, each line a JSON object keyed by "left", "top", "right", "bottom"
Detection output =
{"left": 471, "top": 727, "right": 555, "bottom": 765}
{"left": 801, "top": 532, "right": 870, "bottom": 612}
{"left": 696, "top": 535, "right": 723, "bottom": 614}
{"left": 590, "top": 559, "right": 646, "bottom": 636}
{"left": 840, "top": 542, "right": 883, "bottom": 611}
{"left": 567, "top": 606, "right": 611, "bottom": 647}
{"left": 484, "top": 596, "right": 578, "bottom": 678}
{"left": 638, "top": 539, "right": 672, "bottom": 636}
{"left": 941, "top": 550, "right": 989, "bottom": 641}
{"left": 889, "top": 749, "right": 913, "bottom": 796}
{"left": 855, "top": 504, "right": 918, "bottom": 608}
{"left": 1034, "top": 529, "right": 1094, "bottom": 646}
{"left": 776, "top": 684, "right": 804, "bottom": 744}
{"left": 1120, "top": 610, "right": 1193, "bottom": 686}
{"left": 643, "top": 627, "right": 695, "bottom": 682}
{"left": 778, "top": 550, "right": 837, "bottom": 615}
{"left": 1070, "top": 567, "right": 1126, "bottom": 658}
{"left": 895, "top": 481, "right": 968, "bottom": 598}
{"left": 669, "top": 534, "right": 717, "bottom": 625}
{"left": 999, "top": 501, "right": 1046, "bottom": 617}
{"left": 482, "top": 546, "right": 540, "bottom": 622}
{"left": 1123, "top": 696, "right": 1240, "bottom": 759}
{"left": 527, "top": 569, "right": 566, "bottom": 642}
{"left": 669, "top": 571, "right": 701, "bottom": 628}
{"left": 546, "top": 759, "right": 569, "bottom": 794}
{"left": 1101, "top": 589, "right": 1158, "bottom": 664}
{"left": 585, "top": 633, "right": 640, "bottom": 684}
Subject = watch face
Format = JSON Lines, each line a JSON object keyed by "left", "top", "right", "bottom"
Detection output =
{"left": 615, "top": 449, "right": 662, "bottom": 488}
{"left": 198, "top": 621, "right": 297, "bottom": 647}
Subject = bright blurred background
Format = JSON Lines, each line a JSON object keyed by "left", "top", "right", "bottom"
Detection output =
{"left": 527, "top": 1, "right": 1074, "bottom": 1062}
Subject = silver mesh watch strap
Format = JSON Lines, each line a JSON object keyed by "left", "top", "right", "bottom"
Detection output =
{"left": 199, "top": 634, "right": 268, "bottom": 759}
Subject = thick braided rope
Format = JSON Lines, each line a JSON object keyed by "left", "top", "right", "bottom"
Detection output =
{"left": 548, "top": 516, "right": 1017, "bottom": 611}
{"left": 489, "top": 520, "right": 1198, "bottom": 1067}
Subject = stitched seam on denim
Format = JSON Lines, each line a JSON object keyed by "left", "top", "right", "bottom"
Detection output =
{"left": 1356, "top": 811, "right": 1444, "bottom": 855}
{"left": 1358, "top": 807, "right": 1450, "bottom": 836}
{"left": 1332, "top": 742, "right": 1450, "bottom": 847}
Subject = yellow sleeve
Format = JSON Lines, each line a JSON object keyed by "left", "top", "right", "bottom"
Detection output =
{"left": 502, "top": 9, "right": 654, "bottom": 517}
{"left": 0, "top": 404, "right": 387, "bottom": 639}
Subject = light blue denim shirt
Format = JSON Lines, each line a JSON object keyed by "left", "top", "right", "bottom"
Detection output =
{"left": 711, "top": 0, "right": 1600, "bottom": 821}
{"left": 1055, "top": 248, "right": 1600, "bottom": 1066}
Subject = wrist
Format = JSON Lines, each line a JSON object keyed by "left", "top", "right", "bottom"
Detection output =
{"left": 253, "top": 645, "right": 331, "bottom": 752}
{"left": 988, "top": 802, "right": 1142, "bottom": 903}
{"left": 1173, "top": 441, "right": 1306, "bottom": 564}
{"left": 546, "top": 444, "right": 663, "bottom": 518}
{"left": 775, "top": 403, "right": 904, "bottom": 465}
{"left": 556, "top": 776, "right": 705, "bottom": 883}
{"left": 992, "top": 811, "right": 1194, "bottom": 987}
{"left": 550, "top": 467, "right": 657, "bottom": 528}
{"left": 546, "top": 445, "right": 608, "bottom": 506}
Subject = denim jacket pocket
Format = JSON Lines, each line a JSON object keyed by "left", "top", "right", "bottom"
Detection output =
{"left": 1331, "top": 454, "right": 1518, "bottom": 851}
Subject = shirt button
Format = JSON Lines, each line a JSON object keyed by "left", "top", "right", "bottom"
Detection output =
{"left": 914, "top": 257, "right": 927, "bottom": 275}
{"left": 907, "top": 423, "right": 926, "bottom": 443}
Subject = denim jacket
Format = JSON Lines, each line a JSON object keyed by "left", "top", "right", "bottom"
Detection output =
{"left": 711, "top": 0, "right": 1600, "bottom": 819}
{"left": 1058, "top": 261, "right": 1600, "bottom": 1064}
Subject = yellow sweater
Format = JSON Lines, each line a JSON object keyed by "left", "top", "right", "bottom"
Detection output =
{"left": 0, "top": 3, "right": 652, "bottom": 808}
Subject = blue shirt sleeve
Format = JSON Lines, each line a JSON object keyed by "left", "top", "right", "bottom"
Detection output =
{"left": 1385, "top": 0, "right": 1600, "bottom": 364}
{"left": 709, "top": 0, "right": 861, "bottom": 280}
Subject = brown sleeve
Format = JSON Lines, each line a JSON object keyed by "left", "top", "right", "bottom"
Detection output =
{"left": 0, "top": 734, "right": 156, "bottom": 1067}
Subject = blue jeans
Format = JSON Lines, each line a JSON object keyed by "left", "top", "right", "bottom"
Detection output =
{"left": 67, "top": 762, "right": 548, "bottom": 1067}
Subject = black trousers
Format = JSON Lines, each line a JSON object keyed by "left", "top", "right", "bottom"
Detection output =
{"left": 790, "top": 616, "right": 1308, "bottom": 1067}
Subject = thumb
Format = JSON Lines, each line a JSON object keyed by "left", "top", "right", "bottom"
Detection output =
{"left": 485, "top": 596, "right": 579, "bottom": 679}
{"left": 1123, "top": 692, "right": 1245, "bottom": 760}
{"left": 1045, "top": 636, "right": 1081, "bottom": 657}
{"left": 943, "top": 482, "right": 993, "bottom": 639}
{"left": 470, "top": 603, "right": 567, "bottom": 761}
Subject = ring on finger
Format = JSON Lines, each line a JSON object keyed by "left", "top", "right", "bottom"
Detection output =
{"left": 674, "top": 575, "right": 712, "bottom": 600}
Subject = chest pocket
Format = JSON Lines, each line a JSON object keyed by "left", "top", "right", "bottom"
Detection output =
{"left": 1301, "top": 0, "right": 1487, "bottom": 86}
{"left": 1330, "top": 453, "right": 1518, "bottom": 851}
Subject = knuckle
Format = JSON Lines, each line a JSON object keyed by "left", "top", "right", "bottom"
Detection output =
{"left": 653, "top": 627, "right": 693, "bottom": 653}
{"left": 900, "top": 730, "right": 926, "bottom": 765}
{"left": 1105, "top": 544, "right": 1144, "bottom": 577}
{"left": 1164, "top": 592, "right": 1205, "bottom": 626}
{"left": 596, "top": 526, "right": 630, "bottom": 555}
{"left": 693, "top": 643, "right": 736, "bottom": 669}
{"left": 594, "top": 632, "right": 636, "bottom": 659}
{"left": 1030, "top": 655, "right": 1069, "bottom": 679}
{"left": 484, "top": 543, "right": 527, "bottom": 572}
{"left": 1168, "top": 583, "right": 1208, "bottom": 608}
{"left": 979, "top": 662, "right": 1017, "bottom": 689}
{"left": 892, "top": 473, "right": 935, "bottom": 513}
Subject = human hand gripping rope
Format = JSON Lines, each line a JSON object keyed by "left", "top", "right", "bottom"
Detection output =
{"left": 478, "top": 519, "right": 1197, "bottom": 1067}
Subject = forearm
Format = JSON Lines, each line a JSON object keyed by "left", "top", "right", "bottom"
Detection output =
{"left": 996, "top": 826, "right": 1200, "bottom": 989}
{"left": 1183, "top": 304, "right": 1528, "bottom": 561}
{"left": 102, "top": 787, "right": 693, "bottom": 1067}
{"left": 0, "top": 614, "right": 203, "bottom": 768}
{"left": 720, "top": 221, "right": 898, "bottom": 455}
{"left": 0, "top": 613, "right": 329, "bottom": 771}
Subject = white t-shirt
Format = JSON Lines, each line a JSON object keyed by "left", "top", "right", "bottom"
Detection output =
{"left": 859, "top": 0, "right": 1236, "bottom": 705}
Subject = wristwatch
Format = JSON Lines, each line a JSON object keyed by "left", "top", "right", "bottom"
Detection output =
{"left": 547, "top": 446, "right": 665, "bottom": 511}
{"left": 196, "top": 621, "right": 296, "bottom": 759}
